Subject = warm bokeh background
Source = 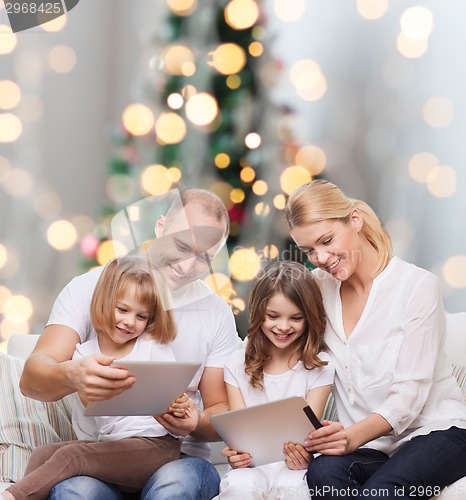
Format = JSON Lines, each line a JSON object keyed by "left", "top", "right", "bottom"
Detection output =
{"left": 1, "top": 0, "right": 465, "bottom": 345}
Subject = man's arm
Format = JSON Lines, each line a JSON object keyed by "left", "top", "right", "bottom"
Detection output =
{"left": 155, "top": 366, "right": 228, "bottom": 440}
{"left": 20, "top": 324, "right": 135, "bottom": 402}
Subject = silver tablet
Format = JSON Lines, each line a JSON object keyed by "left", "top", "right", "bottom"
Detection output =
{"left": 211, "top": 396, "right": 322, "bottom": 466}
{"left": 84, "top": 360, "right": 201, "bottom": 416}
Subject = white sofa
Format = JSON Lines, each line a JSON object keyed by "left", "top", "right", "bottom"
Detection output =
{"left": 1, "top": 314, "right": 465, "bottom": 497}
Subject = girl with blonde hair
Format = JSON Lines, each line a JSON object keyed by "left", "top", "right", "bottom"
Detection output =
{"left": 3, "top": 256, "right": 191, "bottom": 500}
{"left": 285, "top": 179, "right": 466, "bottom": 499}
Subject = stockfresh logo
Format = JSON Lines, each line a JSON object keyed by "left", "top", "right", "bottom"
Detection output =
{"left": 1, "top": 0, "right": 79, "bottom": 33}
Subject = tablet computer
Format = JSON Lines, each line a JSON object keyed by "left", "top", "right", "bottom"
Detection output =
{"left": 210, "top": 396, "right": 322, "bottom": 467}
{"left": 84, "top": 360, "right": 201, "bottom": 417}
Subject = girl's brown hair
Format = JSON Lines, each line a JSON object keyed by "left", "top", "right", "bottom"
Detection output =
{"left": 91, "top": 256, "right": 176, "bottom": 344}
{"left": 245, "top": 261, "right": 327, "bottom": 390}
{"left": 284, "top": 179, "right": 392, "bottom": 275}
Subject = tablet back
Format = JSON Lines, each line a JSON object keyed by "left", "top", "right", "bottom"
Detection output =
{"left": 84, "top": 361, "right": 200, "bottom": 416}
{"left": 211, "top": 396, "right": 321, "bottom": 467}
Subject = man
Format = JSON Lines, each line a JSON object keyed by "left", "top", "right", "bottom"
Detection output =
{"left": 20, "top": 189, "right": 238, "bottom": 500}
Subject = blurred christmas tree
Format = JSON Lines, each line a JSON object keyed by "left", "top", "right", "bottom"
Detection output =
{"left": 79, "top": 0, "right": 315, "bottom": 337}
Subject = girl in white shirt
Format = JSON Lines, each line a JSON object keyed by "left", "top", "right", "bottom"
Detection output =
{"left": 3, "top": 256, "right": 191, "bottom": 500}
{"left": 219, "top": 261, "right": 335, "bottom": 499}
{"left": 285, "top": 179, "right": 466, "bottom": 499}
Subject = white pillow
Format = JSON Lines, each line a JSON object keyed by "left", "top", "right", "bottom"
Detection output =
{"left": 0, "top": 351, "right": 76, "bottom": 482}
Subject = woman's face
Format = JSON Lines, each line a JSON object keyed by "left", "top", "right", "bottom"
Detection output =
{"left": 290, "top": 212, "right": 363, "bottom": 281}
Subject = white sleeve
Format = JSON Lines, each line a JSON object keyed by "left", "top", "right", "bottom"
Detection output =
{"left": 205, "top": 298, "right": 238, "bottom": 369}
{"left": 47, "top": 267, "right": 102, "bottom": 343}
{"left": 374, "top": 272, "right": 446, "bottom": 435}
{"left": 306, "top": 352, "right": 335, "bottom": 391}
{"left": 223, "top": 350, "right": 244, "bottom": 388}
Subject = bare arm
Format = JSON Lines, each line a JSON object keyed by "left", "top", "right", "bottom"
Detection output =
{"left": 155, "top": 366, "right": 229, "bottom": 440}
{"left": 304, "top": 412, "right": 392, "bottom": 456}
{"left": 20, "top": 325, "right": 135, "bottom": 402}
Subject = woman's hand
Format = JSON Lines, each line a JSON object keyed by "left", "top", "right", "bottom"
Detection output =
{"left": 221, "top": 447, "right": 252, "bottom": 469}
{"left": 283, "top": 442, "right": 312, "bottom": 470}
{"left": 304, "top": 421, "right": 353, "bottom": 455}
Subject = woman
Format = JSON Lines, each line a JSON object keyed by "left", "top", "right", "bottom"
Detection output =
{"left": 284, "top": 179, "right": 466, "bottom": 499}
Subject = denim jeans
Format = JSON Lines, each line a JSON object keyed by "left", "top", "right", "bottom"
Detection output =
{"left": 307, "top": 427, "right": 466, "bottom": 500}
{"left": 49, "top": 455, "right": 220, "bottom": 500}
{"left": 141, "top": 455, "right": 221, "bottom": 500}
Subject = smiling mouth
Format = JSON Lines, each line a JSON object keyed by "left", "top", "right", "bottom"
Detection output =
{"left": 327, "top": 258, "right": 341, "bottom": 271}
{"left": 116, "top": 326, "right": 132, "bottom": 335}
{"left": 168, "top": 264, "right": 192, "bottom": 280}
{"left": 273, "top": 332, "right": 293, "bottom": 340}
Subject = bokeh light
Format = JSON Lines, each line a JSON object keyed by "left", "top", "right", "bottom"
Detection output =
{"left": 2, "top": 168, "right": 34, "bottom": 197}
{"left": 185, "top": 93, "right": 218, "bottom": 126}
{"left": 167, "top": 92, "right": 184, "bottom": 110}
{"left": 245, "top": 132, "right": 261, "bottom": 149}
{"left": 273, "top": 194, "right": 286, "bottom": 210}
{"left": 295, "top": 144, "right": 327, "bottom": 175}
{"left": 252, "top": 179, "right": 268, "bottom": 195}
{"left": 290, "top": 59, "right": 327, "bottom": 101}
{"left": 0, "top": 25, "right": 17, "bottom": 55}
{"left": 254, "top": 202, "right": 270, "bottom": 216}
{"left": 426, "top": 166, "right": 456, "bottom": 198}
{"left": 168, "top": 167, "right": 182, "bottom": 183}
{"left": 208, "top": 43, "right": 246, "bottom": 75}
{"left": 400, "top": 6, "right": 433, "bottom": 40}
{"left": 396, "top": 33, "right": 428, "bottom": 59}
{"left": 274, "top": 0, "right": 306, "bottom": 23}
{"left": 122, "top": 104, "right": 155, "bottom": 136}
{"left": 97, "top": 240, "right": 127, "bottom": 265}
{"left": 0, "top": 113, "right": 22, "bottom": 143}
{"left": 225, "top": 0, "right": 260, "bottom": 30}
{"left": 155, "top": 112, "right": 187, "bottom": 143}
{"left": 230, "top": 188, "right": 245, "bottom": 204}
{"left": 0, "top": 81, "right": 21, "bottom": 109}
{"left": 162, "top": 45, "right": 196, "bottom": 76}
{"left": 0, "top": 286, "right": 12, "bottom": 314}
{"left": 47, "top": 220, "right": 78, "bottom": 251}
{"left": 48, "top": 45, "right": 77, "bottom": 73}
{"left": 443, "top": 256, "right": 466, "bottom": 288}
{"left": 215, "top": 153, "right": 231, "bottom": 169}
{"left": 141, "top": 164, "right": 173, "bottom": 195}
{"left": 34, "top": 191, "right": 63, "bottom": 219}
{"left": 166, "top": 0, "right": 197, "bottom": 16}
{"left": 423, "top": 96, "right": 453, "bottom": 128}
{"left": 41, "top": 13, "right": 67, "bottom": 32}
{"left": 280, "top": 166, "right": 311, "bottom": 194}
{"left": 3, "top": 295, "right": 33, "bottom": 324}
{"left": 408, "top": 152, "right": 438, "bottom": 183}
{"left": 240, "top": 166, "right": 256, "bottom": 183}
{"left": 229, "top": 247, "right": 261, "bottom": 281}
{"left": 356, "top": 0, "right": 389, "bottom": 20}
{"left": 249, "top": 41, "right": 264, "bottom": 57}
{"left": 263, "top": 244, "right": 279, "bottom": 259}
{"left": 16, "top": 95, "right": 44, "bottom": 123}
{"left": 1, "top": 319, "right": 30, "bottom": 340}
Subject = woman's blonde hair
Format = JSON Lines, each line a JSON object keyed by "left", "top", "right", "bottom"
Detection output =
{"left": 245, "top": 261, "right": 327, "bottom": 391}
{"left": 284, "top": 179, "right": 392, "bottom": 275}
{"left": 91, "top": 255, "right": 176, "bottom": 344}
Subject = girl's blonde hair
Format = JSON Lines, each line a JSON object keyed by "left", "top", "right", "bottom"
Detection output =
{"left": 284, "top": 179, "right": 392, "bottom": 275}
{"left": 245, "top": 261, "right": 327, "bottom": 391}
{"left": 91, "top": 255, "right": 176, "bottom": 344}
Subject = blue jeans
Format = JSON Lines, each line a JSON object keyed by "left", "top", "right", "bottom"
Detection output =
{"left": 307, "top": 427, "right": 466, "bottom": 500}
{"left": 49, "top": 455, "right": 220, "bottom": 500}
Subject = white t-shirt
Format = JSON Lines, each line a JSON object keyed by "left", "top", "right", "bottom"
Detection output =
{"left": 71, "top": 333, "right": 176, "bottom": 441}
{"left": 313, "top": 256, "right": 466, "bottom": 455}
{"left": 47, "top": 266, "right": 238, "bottom": 459}
{"left": 224, "top": 346, "right": 334, "bottom": 406}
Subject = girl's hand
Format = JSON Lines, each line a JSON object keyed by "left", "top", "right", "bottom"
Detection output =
{"left": 155, "top": 398, "right": 200, "bottom": 437}
{"left": 221, "top": 447, "right": 252, "bottom": 469}
{"left": 304, "top": 421, "right": 353, "bottom": 455}
{"left": 283, "top": 442, "right": 312, "bottom": 470}
{"left": 168, "top": 393, "right": 191, "bottom": 419}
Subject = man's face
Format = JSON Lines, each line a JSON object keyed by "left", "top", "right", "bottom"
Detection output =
{"left": 149, "top": 203, "right": 226, "bottom": 290}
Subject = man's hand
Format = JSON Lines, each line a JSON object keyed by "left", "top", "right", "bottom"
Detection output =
{"left": 304, "top": 421, "right": 352, "bottom": 455}
{"left": 283, "top": 442, "right": 312, "bottom": 470}
{"left": 221, "top": 447, "right": 252, "bottom": 469}
{"left": 74, "top": 354, "right": 135, "bottom": 404}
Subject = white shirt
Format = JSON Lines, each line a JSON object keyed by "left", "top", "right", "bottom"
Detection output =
{"left": 71, "top": 333, "right": 176, "bottom": 441}
{"left": 224, "top": 346, "right": 334, "bottom": 406}
{"left": 313, "top": 256, "right": 466, "bottom": 455}
{"left": 47, "top": 266, "right": 238, "bottom": 458}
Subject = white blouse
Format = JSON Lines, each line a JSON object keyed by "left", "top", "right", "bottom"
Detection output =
{"left": 313, "top": 257, "right": 466, "bottom": 455}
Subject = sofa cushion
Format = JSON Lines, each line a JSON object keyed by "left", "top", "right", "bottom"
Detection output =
{"left": 0, "top": 351, "right": 76, "bottom": 482}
